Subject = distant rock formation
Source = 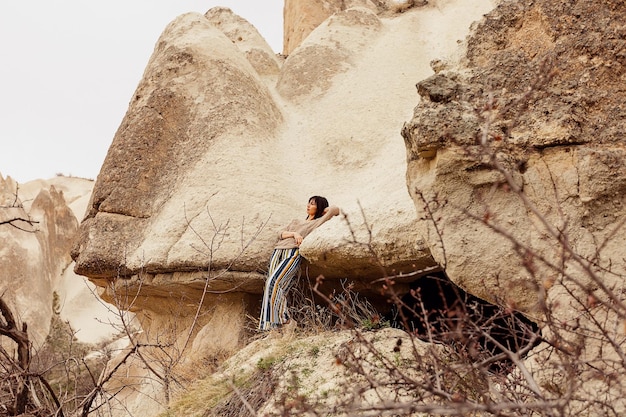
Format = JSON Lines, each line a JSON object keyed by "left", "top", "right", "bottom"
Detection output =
{"left": 0, "top": 175, "right": 89, "bottom": 346}
{"left": 282, "top": 0, "right": 427, "bottom": 55}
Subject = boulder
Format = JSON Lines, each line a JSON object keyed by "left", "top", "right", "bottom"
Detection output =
{"left": 73, "top": 2, "right": 496, "bottom": 298}
{"left": 72, "top": 12, "right": 286, "bottom": 283}
{"left": 402, "top": 0, "right": 626, "bottom": 312}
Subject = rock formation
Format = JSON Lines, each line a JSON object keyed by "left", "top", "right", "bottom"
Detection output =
{"left": 402, "top": 1, "right": 626, "bottom": 413}
{"left": 283, "top": 0, "right": 343, "bottom": 55}
{"left": 0, "top": 175, "right": 96, "bottom": 346}
{"left": 69, "top": 1, "right": 497, "bottom": 415}
{"left": 402, "top": 0, "right": 626, "bottom": 311}
{"left": 4, "top": 0, "right": 625, "bottom": 414}
{"left": 72, "top": 1, "right": 497, "bottom": 327}
{"left": 282, "top": 0, "right": 434, "bottom": 55}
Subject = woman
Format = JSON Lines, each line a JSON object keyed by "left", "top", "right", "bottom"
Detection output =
{"left": 258, "top": 196, "right": 340, "bottom": 330}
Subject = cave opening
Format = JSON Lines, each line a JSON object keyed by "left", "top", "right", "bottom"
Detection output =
{"left": 389, "top": 271, "right": 541, "bottom": 372}
{"left": 291, "top": 268, "right": 541, "bottom": 373}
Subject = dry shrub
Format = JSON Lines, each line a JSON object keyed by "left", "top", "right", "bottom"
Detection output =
{"left": 209, "top": 368, "right": 276, "bottom": 417}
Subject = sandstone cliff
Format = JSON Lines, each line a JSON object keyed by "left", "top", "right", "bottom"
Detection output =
{"left": 403, "top": 0, "right": 626, "bottom": 312}
{"left": 401, "top": 0, "right": 626, "bottom": 414}
{"left": 68, "top": 1, "right": 496, "bottom": 415}
{"left": 65, "top": 0, "right": 626, "bottom": 415}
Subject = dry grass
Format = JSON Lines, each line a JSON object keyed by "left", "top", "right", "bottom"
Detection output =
{"left": 161, "top": 329, "right": 313, "bottom": 417}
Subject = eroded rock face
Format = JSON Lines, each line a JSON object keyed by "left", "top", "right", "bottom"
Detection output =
{"left": 73, "top": 2, "right": 496, "bottom": 298}
{"left": 401, "top": 4, "right": 626, "bottom": 412}
{"left": 278, "top": 6, "right": 383, "bottom": 102}
{"left": 0, "top": 175, "right": 83, "bottom": 346}
{"left": 70, "top": 3, "right": 496, "bottom": 413}
{"left": 283, "top": 0, "right": 343, "bottom": 56}
{"left": 282, "top": 0, "right": 426, "bottom": 55}
{"left": 205, "top": 7, "right": 283, "bottom": 77}
{"left": 402, "top": 0, "right": 626, "bottom": 310}
{"left": 72, "top": 12, "right": 285, "bottom": 282}
{"left": 401, "top": 5, "right": 626, "bottom": 411}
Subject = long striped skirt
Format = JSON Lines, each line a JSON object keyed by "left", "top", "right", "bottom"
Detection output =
{"left": 258, "top": 247, "right": 301, "bottom": 330}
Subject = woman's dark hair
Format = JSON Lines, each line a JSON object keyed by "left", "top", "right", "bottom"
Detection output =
{"left": 309, "top": 195, "right": 329, "bottom": 219}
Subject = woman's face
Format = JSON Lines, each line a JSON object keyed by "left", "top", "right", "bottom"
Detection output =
{"left": 306, "top": 199, "right": 317, "bottom": 218}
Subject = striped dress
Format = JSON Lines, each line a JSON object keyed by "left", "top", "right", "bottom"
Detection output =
{"left": 258, "top": 206, "right": 340, "bottom": 330}
{"left": 258, "top": 247, "right": 302, "bottom": 330}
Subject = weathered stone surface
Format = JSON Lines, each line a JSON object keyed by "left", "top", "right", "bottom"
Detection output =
{"left": 70, "top": 3, "right": 497, "bottom": 413}
{"left": 204, "top": 7, "right": 282, "bottom": 77}
{"left": 283, "top": 0, "right": 343, "bottom": 55}
{"left": 277, "top": 6, "right": 383, "bottom": 102}
{"left": 402, "top": 0, "right": 626, "bottom": 313}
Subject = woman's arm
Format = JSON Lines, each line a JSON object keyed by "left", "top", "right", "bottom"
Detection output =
{"left": 278, "top": 207, "right": 340, "bottom": 246}
{"left": 279, "top": 228, "right": 304, "bottom": 245}
{"left": 322, "top": 205, "right": 340, "bottom": 218}
{"left": 310, "top": 205, "right": 340, "bottom": 229}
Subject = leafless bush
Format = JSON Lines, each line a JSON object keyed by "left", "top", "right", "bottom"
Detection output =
{"left": 287, "top": 270, "right": 386, "bottom": 334}
{"left": 285, "top": 270, "right": 334, "bottom": 332}
{"left": 209, "top": 368, "right": 277, "bottom": 417}
{"left": 0, "top": 198, "right": 271, "bottom": 416}
{"left": 78, "top": 204, "right": 270, "bottom": 416}
{"left": 30, "top": 304, "right": 108, "bottom": 414}
{"left": 0, "top": 182, "right": 38, "bottom": 231}
{"left": 0, "top": 296, "right": 65, "bottom": 416}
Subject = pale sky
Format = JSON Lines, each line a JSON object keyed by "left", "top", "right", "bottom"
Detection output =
{"left": 0, "top": 1, "right": 283, "bottom": 183}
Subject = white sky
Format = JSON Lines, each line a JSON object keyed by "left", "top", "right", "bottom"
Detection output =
{"left": 0, "top": 1, "right": 283, "bottom": 183}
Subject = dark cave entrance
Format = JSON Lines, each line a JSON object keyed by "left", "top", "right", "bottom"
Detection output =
{"left": 291, "top": 267, "right": 541, "bottom": 372}
{"left": 389, "top": 271, "right": 541, "bottom": 372}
